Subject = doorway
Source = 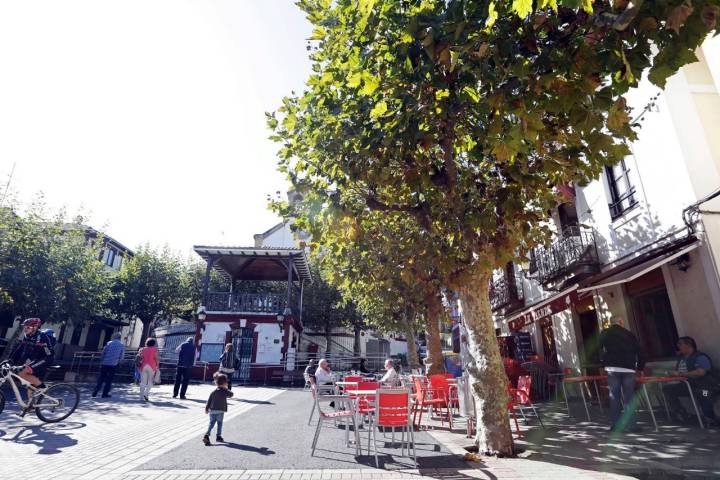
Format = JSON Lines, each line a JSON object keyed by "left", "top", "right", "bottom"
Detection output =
{"left": 539, "top": 318, "right": 559, "bottom": 367}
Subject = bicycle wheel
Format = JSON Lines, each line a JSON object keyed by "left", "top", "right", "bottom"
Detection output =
{"left": 35, "top": 383, "right": 79, "bottom": 423}
{"left": 0, "top": 390, "right": 5, "bottom": 415}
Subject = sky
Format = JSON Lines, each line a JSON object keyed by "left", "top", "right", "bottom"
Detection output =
{"left": 0, "top": 1, "right": 313, "bottom": 257}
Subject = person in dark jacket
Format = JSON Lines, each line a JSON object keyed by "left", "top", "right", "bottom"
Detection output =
{"left": 218, "top": 343, "right": 239, "bottom": 389}
{"left": 304, "top": 359, "right": 316, "bottom": 379}
{"left": 203, "top": 373, "right": 234, "bottom": 445}
{"left": 11, "top": 318, "right": 54, "bottom": 391}
{"left": 173, "top": 337, "right": 196, "bottom": 399}
{"left": 666, "top": 337, "right": 718, "bottom": 425}
{"left": 599, "top": 317, "right": 644, "bottom": 432}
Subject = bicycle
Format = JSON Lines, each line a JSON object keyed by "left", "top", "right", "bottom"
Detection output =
{"left": 0, "top": 360, "right": 79, "bottom": 422}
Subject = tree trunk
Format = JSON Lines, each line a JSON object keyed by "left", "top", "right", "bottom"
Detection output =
{"left": 139, "top": 319, "right": 152, "bottom": 347}
{"left": 324, "top": 324, "right": 332, "bottom": 355}
{"left": 353, "top": 324, "right": 362, "bottom": 356}
{"left": 456, "top": 267, "right": 514, "bottom": 456}
{"left": 402, "top": 315, "right": 420, "bottom": 369}
{"left": 425, "top": 292, "right": 446, "bottom": 375}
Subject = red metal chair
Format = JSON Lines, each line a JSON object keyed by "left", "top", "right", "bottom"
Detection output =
{"left": 310, "top": 382, "right": 361, "bottom": 456}
{"left": 412, "top": 377, "right": 448, "bottom": 429}
{"left": 356, "top": 380, "right": 379, "bottom": 418}
{"left": 426, "top": 375, "right": 454, "bottom": 428}
{"left": 307, "top": 376, "right": 335, "bottom": 426}
{"left": 509, "top": 375, "right": 544, "bottom": 427}
{"left": 370, "top": 389, "right": 416, "bottom": 467}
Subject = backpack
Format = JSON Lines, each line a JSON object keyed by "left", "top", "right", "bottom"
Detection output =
{"left": 39, "top": 330, "right": 56, "bottom": 359}
{"left": 40, "top": 329, "right": 57, "bottom": 350}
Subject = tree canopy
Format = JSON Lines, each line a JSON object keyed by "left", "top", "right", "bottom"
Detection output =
{"left": 111, "top": 245, "right": 195, "bottom": 344}
{"left": 271, "top": 0, "right": 719, "bottom": 455}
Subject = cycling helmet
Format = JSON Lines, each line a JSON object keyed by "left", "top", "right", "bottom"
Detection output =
{"left": 22, "top": 318, "right": 42, "bottom": 328}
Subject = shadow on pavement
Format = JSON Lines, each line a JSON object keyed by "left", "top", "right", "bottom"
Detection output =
{"left": 214, "top": 442, "right": 276, "bottom": 455}
{"left": 236, "top": 399, "right": 275, "bottom": 405}
{"left": 511, "top": 402, "right": 720, "bottom": 478}
{"left": 0, "top": 421, "right": 84, "bottom": 454}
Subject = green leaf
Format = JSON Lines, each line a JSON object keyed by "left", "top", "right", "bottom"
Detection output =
{"left": 512, "top": 0, "right": 533, "bottom": 18}
{"left": 283, "top": 113, "right": 297, "bottom": 132}
{"left": 360, "top": 75, "right": 380, "bottom": 96}
{"left": 537, "top": 0, "right": 558, "bottom": 10}
{"left": 486, "top": 1, "right": 498, "bottom": 28}
{"left": 370, "top": 100, "right": 388, "bottom": 118}
{"left": 581, "top": 0, "right": 593, "bottom": 14}
{"left": 347, "top": 72, "right": 363, "bottom": 88}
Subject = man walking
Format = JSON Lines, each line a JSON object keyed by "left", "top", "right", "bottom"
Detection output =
{"left": 93, "top": 332, "right": 125, "bottom": 398}
{"left": 174, "top": 337, "right": 196, "bottom": 399}
{"left": 599, "top": 316, "right": 644, "bottom": 433}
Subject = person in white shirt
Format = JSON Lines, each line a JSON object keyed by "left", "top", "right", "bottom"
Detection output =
{"left": 380, "top": 359, "right": 399, "bottom": 386}
{"left": 314, "top": 358, "right": 334, "bottom": 385}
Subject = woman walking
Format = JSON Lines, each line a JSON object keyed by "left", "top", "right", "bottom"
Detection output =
{"left": 218, "top": 343, "right": 238, "bottom": 389}
{"left": 139, "top": 338, "right": 160, "bottom": 401}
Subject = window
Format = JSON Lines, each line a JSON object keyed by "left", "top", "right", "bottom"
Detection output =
{"left": 626, "top": 269, "right": 678, "bottom": 360}
{"left": 606, "top": 159, "right": 637, "bottom": 219}
{"left": 70, "top": 326, "right": 83, "bottom": 346}
{"left": 105, "top": 248, "right": 116, "bottom": 267}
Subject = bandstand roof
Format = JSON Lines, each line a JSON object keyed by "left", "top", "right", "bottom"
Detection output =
{"left": 193, "top": 246, "right": 312, "bottom": 283}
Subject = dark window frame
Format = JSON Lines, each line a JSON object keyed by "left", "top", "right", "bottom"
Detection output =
{"left": 105, "top": 248, "right": 116, "bottom": 267}
{"left": 606, "top": 159, "right": 638, "bottom": 220}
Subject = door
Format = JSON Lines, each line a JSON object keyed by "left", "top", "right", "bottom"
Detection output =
{"left": 232, "top": 327, "right": 254, "bottom": 382}
{"left": 630, "top": 287, "right": 679, "bottom": 360}
{"left": 539, "top": 318, "right": 559, "bottom": 367}
{"left": 84, "top": 325, "right": 103, "bottom": 351}
{"left": 578, "top": 310, "right": 600, "bottom": 366}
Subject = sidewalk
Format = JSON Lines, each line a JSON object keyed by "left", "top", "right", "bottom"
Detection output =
{"left": 0, "top": 383, "right": 283, "bottom": 480}
{"left": 2, "top": 386, "right": 717, "bottom": 479}
{"left": 424, "top": 401, "right": 720, "bottom": 479}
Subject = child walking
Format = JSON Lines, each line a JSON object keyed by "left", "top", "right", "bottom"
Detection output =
{"left": 204, "top": 373, "right": 234, "bottom": 445}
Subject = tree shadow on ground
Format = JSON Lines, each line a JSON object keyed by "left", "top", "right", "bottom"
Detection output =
{"left": 210, "top": 442, "right": 276, "bottom": 455}
{"left": 236, "top": 399, "right": 275, "bottom": 405}
{"left": 512, "top": 402, "right": 720, "bottom": 478}
{"left": 0, "top": 421, "right": 84, "bottom": 454}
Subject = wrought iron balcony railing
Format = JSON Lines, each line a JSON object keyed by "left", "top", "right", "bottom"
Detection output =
{"left": 490, "top": 275, "right": 524, "bottom": 311}
{"left": 529, "top": 226, "right": 600, "bottom": 286}
{"left": 206, "top": 292, "right": 286, "bottom": 314}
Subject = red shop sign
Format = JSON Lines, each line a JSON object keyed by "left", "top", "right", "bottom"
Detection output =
{"left": 508, "top": 290, "right": 578, "bottom": 331}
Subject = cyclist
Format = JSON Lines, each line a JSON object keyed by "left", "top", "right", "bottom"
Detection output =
{"left": 10, "top": 318, "right": 55, "bottom": 392}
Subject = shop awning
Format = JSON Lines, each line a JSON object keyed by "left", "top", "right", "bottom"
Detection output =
{"left": 577, "top": 242, "right": 698, "bottom": 293}
{"left": 505, "top": 285, "right": 579, "bottom": 331}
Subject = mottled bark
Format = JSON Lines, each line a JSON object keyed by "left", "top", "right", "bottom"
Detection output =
{"left": 457, "top": 267, "right": 514, "bottom": 455}
{"left": 353, "top": 324, "right": 362, "bottom": 356}
{"left": 425, "top": 292, "right": 447, "bottom": 375}
{"left": 402, "top": 314, "right": 420, "bottom": 369}
{"left": 324, "top": 324, "right": 333, "bottom": 354}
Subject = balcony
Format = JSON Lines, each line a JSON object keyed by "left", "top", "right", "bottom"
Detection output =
{"left": 206, "top": 292, "right": 287, "bottom": 314}
{"left": 490, "top": 275, "right": 524, "bottom": 312}
{"left": 529, "top": 226, "right": 600, "bottom": 286}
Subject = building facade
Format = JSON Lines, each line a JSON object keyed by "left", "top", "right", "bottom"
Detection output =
{"left": 493, "top": 37, "right": 720, "bottom": 373}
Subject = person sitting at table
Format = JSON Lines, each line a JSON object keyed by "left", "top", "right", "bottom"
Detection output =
{"left": 665, "top": 337, "right": 718, "bottom": 425}
{"left": 314, "top": 358, "right": 333, "bottom": 385}
{"left": 599, "top": 316, "right": 644, "bottom": 433}
{"left": 380, "top": 358, "right": 399, "bottom": 386}
{"left": 358, "top": 358, "right": 370, "bottom": 374}
{"left": 304, "top": 359, "right": 316, "bottom": 380}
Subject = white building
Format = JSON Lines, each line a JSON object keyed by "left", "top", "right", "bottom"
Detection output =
{"left": 493, "top": 36, "right": 720, "bottom": 373}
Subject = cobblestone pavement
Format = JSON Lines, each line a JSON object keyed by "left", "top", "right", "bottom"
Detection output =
{"left": 0, "top": 383, "right": 283, "bottom": 480}
{"left": 6, "top": 384, "right": 714, "bottom": 480}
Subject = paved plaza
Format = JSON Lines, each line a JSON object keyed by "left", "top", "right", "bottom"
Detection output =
{"left": 0, "top": 383, "right": 718, "bottom": 479}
